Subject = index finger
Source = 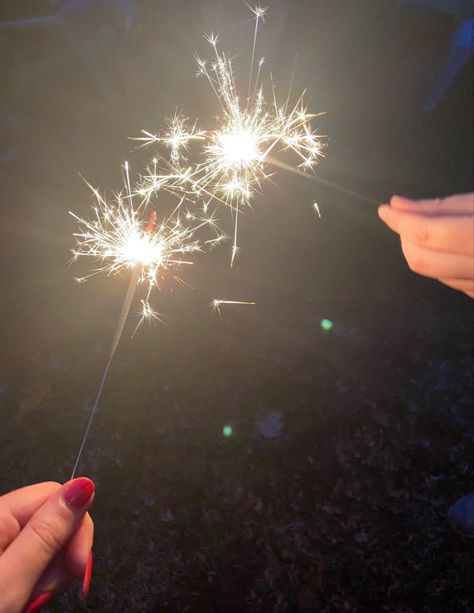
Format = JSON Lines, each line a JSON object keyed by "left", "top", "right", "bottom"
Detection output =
{"left": 378, "top": 206, "right": 474, "bottom": 256}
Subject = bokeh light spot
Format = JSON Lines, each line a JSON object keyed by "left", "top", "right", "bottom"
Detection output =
{"left": 222, "top": 425, "right": 233, "bottom": 437}
{"left": 320, "top": 318, "right": 333, "bottom": 331}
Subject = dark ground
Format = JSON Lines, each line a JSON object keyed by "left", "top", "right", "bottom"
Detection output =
{"left": 0, "top": 1, "right": 473, "bottom": 611}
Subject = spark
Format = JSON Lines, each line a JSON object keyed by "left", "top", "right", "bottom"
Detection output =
{"left": 131, "top": 299, "right": 166, "bottom": 338}
{"left": 245, "top": 3, "right": 268, "bottom": 19}
{"left": 132, "top": 112, "right": 205, "bottom": 164}
{"left": 141, "top": 299, "right": 161, "bottom": 321}
{"left": 245, "top": 3, "right": 267, "bottom": 96}
{"left": 313, "top": 201, "right": 321, "bottom": 218}
{"left": 211, "top": 299, "right": 256, "bottom": 317}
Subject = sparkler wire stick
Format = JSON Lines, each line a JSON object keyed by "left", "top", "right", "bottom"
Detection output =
{"left": 268, "top": 157, "right": 380, "bottom": 205}
{"left": 70, "top": 212, "right": 157, "bottom": 479}
{"left": 70, "top": 266, "right": 141, "bottom": 478}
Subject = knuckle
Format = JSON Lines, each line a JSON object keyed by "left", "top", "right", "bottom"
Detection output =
{"left": 29, "top": 516, "right": 64, "bottom": 556}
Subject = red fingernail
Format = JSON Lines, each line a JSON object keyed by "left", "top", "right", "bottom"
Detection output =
{"left": 23, "top": 592, "right": 53, "bottom": 613}
{"left": 63, "top": 478, "right": 95, "bottom": 511}
{"left": 81, "top": 550, "right": 93, "bottom": 599}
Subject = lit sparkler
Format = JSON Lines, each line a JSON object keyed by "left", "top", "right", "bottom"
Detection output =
{"left": 70, "top": 170, "right": 207, "bottom": 326}
{"left": 70, "top": 163, "right": 217, "bottom": 477}
{"left": 133, "top": 4, "right": 324, "bottom": 265}
{"left": 195, "top": 33, "right": 324, "bottom": 264}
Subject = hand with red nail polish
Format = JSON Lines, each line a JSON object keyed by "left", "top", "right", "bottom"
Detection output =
{"left": 378, "top": 193, "right": 474, "bottom": 298}
{"left": 0, "top": 479, "right": 95, "bottom": 613}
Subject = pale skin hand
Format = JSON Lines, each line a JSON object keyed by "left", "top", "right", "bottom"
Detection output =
{"left": 0, "top": 480, "right": 94, "bottom": 613}
{"left": 378, "top": 194, "right": 474, "bottom": 298}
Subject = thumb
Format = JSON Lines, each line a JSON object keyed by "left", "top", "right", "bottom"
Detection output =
{"left": 0, "top": 478, "right": 94, "bottom": 611}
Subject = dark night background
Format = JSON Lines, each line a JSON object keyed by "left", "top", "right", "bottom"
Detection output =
{"left": 0, "top": 1, "right": 473, "bottom": 611}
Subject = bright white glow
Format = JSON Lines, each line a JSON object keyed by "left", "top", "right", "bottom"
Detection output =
{"left": 70, "top": 168, "right": 222, "bottom": 329}
{"left": 217, "top": 130, "right": 260, "bottom": 168}
{"left": 120, "top": 234, "right": 163, "bottom": 267}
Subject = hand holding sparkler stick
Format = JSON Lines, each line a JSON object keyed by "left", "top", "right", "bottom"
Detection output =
{"left": 0, "top": 479, "right": 95, "bottom": 611}
{"left": 379, "top": 193, "right": 474, "bottom": 298}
